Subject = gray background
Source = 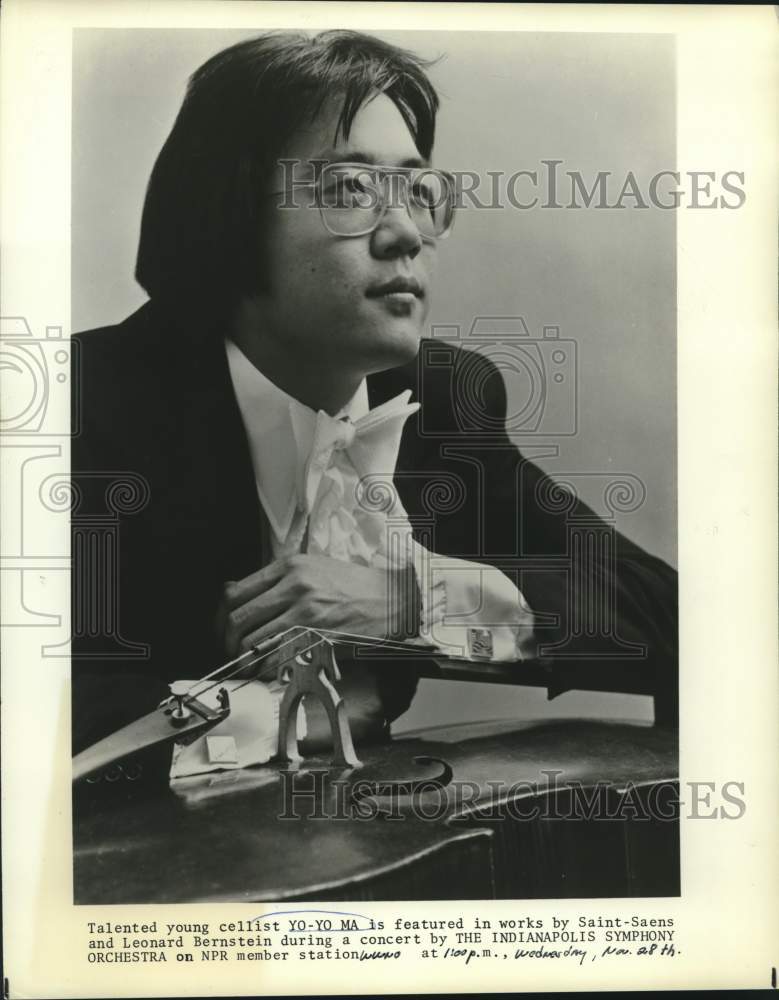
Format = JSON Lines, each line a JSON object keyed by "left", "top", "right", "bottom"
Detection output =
{"left": 73, "top": 29, "right": 676, "bottom": 727}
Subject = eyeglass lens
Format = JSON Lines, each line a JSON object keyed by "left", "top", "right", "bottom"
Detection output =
{"left": 317, "top": 164, "right": 453, "bottom": 238}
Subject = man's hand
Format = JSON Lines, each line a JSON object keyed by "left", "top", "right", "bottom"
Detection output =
{"left": 218, "top": 554, "right": 417, "bottom": 657}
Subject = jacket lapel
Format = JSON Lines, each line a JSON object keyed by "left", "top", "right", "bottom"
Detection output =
{"left": 147, "top": 303, "right": 272, "bottom": 583}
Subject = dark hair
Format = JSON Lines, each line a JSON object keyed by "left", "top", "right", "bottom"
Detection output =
{"left": 135, "top": 30, "right": 439, "bottom": 309}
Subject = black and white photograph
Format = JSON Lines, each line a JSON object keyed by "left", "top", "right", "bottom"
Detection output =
{"left": 70, "top": 24, "right": 680, "bottom": 904}
{"left": 1, "top": 3, "right": 776, "bottom": 996}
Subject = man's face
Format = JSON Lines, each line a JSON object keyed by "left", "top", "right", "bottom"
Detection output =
{"left": 252, "top": 94, "right": 439, "bottom": 381}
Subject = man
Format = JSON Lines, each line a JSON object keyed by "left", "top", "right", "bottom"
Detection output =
{"left": 72, "top": 30, "right": 677, "bottom": 755}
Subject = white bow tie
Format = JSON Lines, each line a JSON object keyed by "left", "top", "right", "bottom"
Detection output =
{"left": 296, "top": 390, "right": 420, "bottom": 515}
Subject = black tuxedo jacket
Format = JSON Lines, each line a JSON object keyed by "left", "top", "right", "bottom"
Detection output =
{"left": 72, "top": 300, "right": 678, "bottom": 751}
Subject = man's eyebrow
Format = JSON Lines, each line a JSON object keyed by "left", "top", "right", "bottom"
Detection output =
{"left": 313, "top": 149, "right": 429, "bottom": 168}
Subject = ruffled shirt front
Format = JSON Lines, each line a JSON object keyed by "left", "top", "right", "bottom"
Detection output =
{"left": 225, "top": 337, "right": 535, "bottom": 662}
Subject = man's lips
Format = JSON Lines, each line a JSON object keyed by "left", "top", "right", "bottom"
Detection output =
{"left": 366, "top": 277, "right": 424, "bottom": 299}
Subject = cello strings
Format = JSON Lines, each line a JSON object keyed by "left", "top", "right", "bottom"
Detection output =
{"left": 179, "top": 627, "right": 322, "bottom": 703}
{"left": 225, "top": 634, "right": 331, "bottom": 697}
{"left": 164, "top": 638, "right": 276, "bottom": 700}
{"left": 175, "top": 625, "right": 441, "bottom": 708}
{"left": 310, "top": 627, "right": 438, "bottom": 654}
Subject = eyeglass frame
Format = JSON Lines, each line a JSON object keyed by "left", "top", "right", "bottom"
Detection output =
{"left": 268, "top": 159, "right": 458, "bottom": 241}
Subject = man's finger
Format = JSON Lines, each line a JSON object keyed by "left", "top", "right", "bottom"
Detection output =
{"left": 239, "top": 612, "right": 299, "bottom": 659}
{"left": 225, "top": 580, "right": 293, "bottom": 653}
{"left": 223, "top": 558, "right": 290, "bottom": 609}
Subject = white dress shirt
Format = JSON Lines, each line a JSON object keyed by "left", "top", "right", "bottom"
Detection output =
{"left": 225, "top": 338, "right": 535, "bottom": 662}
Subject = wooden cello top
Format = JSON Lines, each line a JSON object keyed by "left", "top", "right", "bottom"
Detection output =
{"left": 73, "top": 717, "right": 678, "bottom": 904}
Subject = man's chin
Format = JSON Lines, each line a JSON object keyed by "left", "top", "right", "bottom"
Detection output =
{"left": 364, "top": 324, "right": 423, "bottom": 373}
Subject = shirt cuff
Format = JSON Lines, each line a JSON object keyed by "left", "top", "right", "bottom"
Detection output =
{"left": 409, "top": 541, "right": 535, "bottom": 662}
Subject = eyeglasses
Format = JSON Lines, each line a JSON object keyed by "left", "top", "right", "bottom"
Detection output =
{"left": 274, "top": 161, "right": 456, "bottom": 240}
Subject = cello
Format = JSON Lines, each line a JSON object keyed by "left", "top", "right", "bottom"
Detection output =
{"left": 72, "top": 627, "right": 679, "bottom": 902}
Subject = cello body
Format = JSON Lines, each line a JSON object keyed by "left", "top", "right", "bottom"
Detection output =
{"left": 73, "top": 714, "right": 678, "bottom": 903}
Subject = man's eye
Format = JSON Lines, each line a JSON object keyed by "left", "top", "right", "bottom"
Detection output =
{"left": 411, "top": 180, "right": 442, "bottom": 209}
{"left": 322, "top": 173, "right": 376, "bottom": 207}
{"left": 343, "top": 175, "right": 368, "bottom": 193}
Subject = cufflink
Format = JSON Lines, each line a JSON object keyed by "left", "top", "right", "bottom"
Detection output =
{"left": 467, "top": 627, "right": 494, "bottom": 661}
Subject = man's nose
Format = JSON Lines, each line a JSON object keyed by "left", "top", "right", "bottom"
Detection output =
{"left": 370, "top": 201, "right": 424, "bottom": 260}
